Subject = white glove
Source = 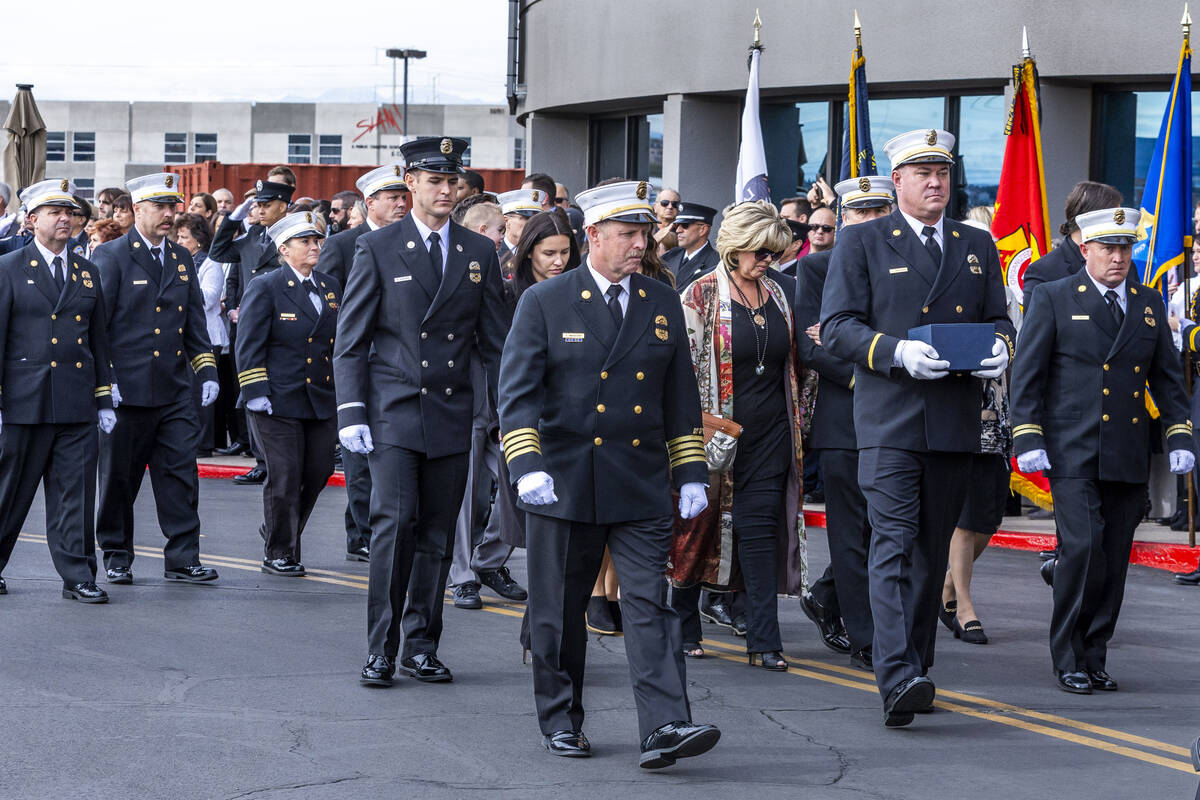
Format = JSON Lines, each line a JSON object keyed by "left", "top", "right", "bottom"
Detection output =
{"left": 971, "top": 339, "right": 1009, "bottom": 379}
{"left": 1170, "top": 449, "right": 1196, "bottom": 474}
{"left": 246, "top": 396, "right": 272, "bottom": 415}
{"left": 98, "top": 409, "right": 116, "bottom": 434}
{"left": 678, "top": 482, "right": 709, "bottom": 519}
{"left": 517, "top": 471, "right": 558, "bottom": 505}
{"left": 895, "top": 340, "right": 950, "bottom": 380}
{"left": 229, "top": 198, "right": 255, "bottom": 221}
{"left": 200, "top": 380, "right": 219, "bottom": 407}
{"left": 339, "top": 424, "right": 374, "bottom": 454}
{"left": 1017, "top": 449, "right": 1051, "bottom": 473}
{"left": 111, "top": 383, "right": 122, "bottom": 407}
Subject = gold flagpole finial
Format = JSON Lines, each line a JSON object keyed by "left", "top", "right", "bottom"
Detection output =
{"left": 1021, "top": 25, "right": 1031, "bottom": 59}
{"left": 853, "top": 9, "right": 862, "bottom": 49}
{"left": 753, "top": 8, "right": 762, "bottom": 46}
{"left": 1183, "top": 3, "right": 1192, "bottom": 42}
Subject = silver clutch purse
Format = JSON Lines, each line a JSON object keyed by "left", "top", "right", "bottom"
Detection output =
{"left": 705, "top": 429, "right": 739, "bottom": 473}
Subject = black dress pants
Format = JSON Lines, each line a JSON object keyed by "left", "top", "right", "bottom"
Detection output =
{"left": 248, "top": 412, "right": 336, "bottom": 561}
{"left": 1047, "top": 478, "right": 1145, "bottom": 674}
{"left": 819, "top": 447, "right": 874, "bottom": 652}
{"left": 858, "top": 447, "right": 970, "bottom": 700}
{"left": 526, "top": 511, "right": 690, "bottom": 740}
{"left": 365, "top": 443, "right": 468, "bottom": 659}
{"left": 96, "top": 399, "right": 203, "bottom": 571}
{"left": 0, "top": 422, "right": 98, "bottom": 585}
{"left": 731, "top": 475, "right": 785, "bottom": 653}
{"left": 342, "top": 449, "right": 373, "bottom": 553}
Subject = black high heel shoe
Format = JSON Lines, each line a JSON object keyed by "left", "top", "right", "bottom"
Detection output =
{"left": 955, "top": 618, "right": 989, "bottom": 645}
{"left": 938, "top": 601, "right": 957, "bottom": 633}
{"left": 749, "top": 651, "right": 789, "bottom": 671}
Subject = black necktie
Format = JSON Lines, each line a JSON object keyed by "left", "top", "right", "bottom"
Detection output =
{"left": 151, "top": 245, "right": 162, "bottom": 266}
{"left": 52, "top": 256, "right": 64, "bottom": 292}
{"left": 606, "top": 285, "right": 624, "bottom": 329}
{"left": 301, "top": 278, "right": 318, "bottom": 295}
{"left": 922, "top": 225, "right": 942, "bottom": 265}
{"left": 1105, "top": 289, "right": 1125, "bottom": 327}
{"left": 428, "top": 231, "right": 443, "bottom": 278}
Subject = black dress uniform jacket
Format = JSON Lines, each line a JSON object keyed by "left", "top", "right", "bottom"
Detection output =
{"left": 235, "top": 266, "right": 341, "bottom": 420}
{"left": 821, "top": 210, "right": 1016, "bottom": 452}
{"left": 333, "top": 213, "right": 507, "bottom": 457}
{"left": 498, "top": 266, "right": 708, "bottom": 525}
{"left": 1011, "top": 270, "right": 1193, "bottom": 480}
{"left": 664, "top": 242, "right": 720, "bottom": 290}
{"left": 794, "top": 249, "right": 856, "bottom": 450}
{"left": 92, "top": 231, "right": 217, "bottom": 404}
{"left": 0, "top": 243, "right": 113, "bottom": 422}
{"left": 210, "top": 218, "right": 281, "bottom": 310}
{"left": 315, "top": 222, "right": 371, "bottom": 288}
{"left": 1021, "top": 236, "right": 1084, "bottom": 308}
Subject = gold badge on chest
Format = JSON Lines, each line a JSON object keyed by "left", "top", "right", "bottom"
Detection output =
{"left": 968, "top": 253, "right": 982, "bottom": 274}
{"left": 469, "top": 260, "right": 481, "bottom": 283}
{"left": 1144, "top": 305, "right": 1156, "bottom": 327}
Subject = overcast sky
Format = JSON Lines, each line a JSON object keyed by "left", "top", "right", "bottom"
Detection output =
{"left": 3, "top": 1, "right": 508, "bottom": 105}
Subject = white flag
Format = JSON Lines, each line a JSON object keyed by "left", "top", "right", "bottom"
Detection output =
{"left": 735, "top": 48, "right": 769, "bottom": 203}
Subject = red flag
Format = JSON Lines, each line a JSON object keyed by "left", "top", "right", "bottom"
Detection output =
{"left": 992, "top": 56, "right": 1053, "bottom": 510}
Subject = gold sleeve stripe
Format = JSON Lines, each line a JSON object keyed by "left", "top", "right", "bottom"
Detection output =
{"left": 1167, "top": 424, "right": 1193, "bottom": 437}
{"left": 1012, "top": 425, "right": 1044, "bottom": 437}
{"left": 502, "top": 427, "right": 539, "bottom": 444}
{"left": 95, "top": 386, "right": 112, "bottom": 398}
{"left": 502, "top": 431, "right": 539, "bottom": 444}
{"left": 238, "top": 370, "right": 268, "bottom": 387}
{"left": 1190, "top": 326, "right": 1200, "bottom": 352}
{"left": 504, "top": 444, "right": 541, "bottom": 463}
{"left": 996, "top": 332, "right": 1014, "bottom": 360}
{"left": 238, "top": 368, "right": 267, "bottom": 379}
{"left": 670, "top": 453, "right": 708, "bottom": 468}
{"left": 867, "top": 332, "right": 883, "bottom": 371}
{"left": 848, "top": 375, "right": 855, "bottom": 390}
{"left": 667, "top": 434, "right": 704, "bottom": 450}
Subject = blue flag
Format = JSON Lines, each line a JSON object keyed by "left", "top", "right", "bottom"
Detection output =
{"left": 1133, "top": 37, "right": 1192, "bottom": 290}
{"left": 840, "top": 41, "right": 875, "bottom": 180}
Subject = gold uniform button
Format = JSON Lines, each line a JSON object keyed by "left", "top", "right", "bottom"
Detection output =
{"left": 76, "top": 338, "right": 82, "bottom": 345}
{"left": 632, "top": 439, "right": 640, "bottom": 447}
{"left": 1103, "top": 363, "right": 1109, "bottom": 371}
{"left": 154, "top": 328, "right": 160, "bottom": 335}
{"left": 636, "top": 371, "right": 645, "bottom": 381}
{"left": 177, "top": 305, "right": 183, "bottom": 312}
{"left": 1132, "top": 417, "right": 1139, "bottom": 424}
{"left": 153, "top": 351, "right": 160, "bottom": 357}
{"left": 955, "top": 305, "right": 963, "bottom": 313}
{"left": 306, "top": 358, "right": 312, "bottom": 364}
{"left": 593, "top": 437, "right": 603, "bottom": 446}
{"left": 178, "top": 328, "right": 183, "bottom": 334}
{"left": 634, "top": 405, "right": 642, "bottom": 414}
{"left": 50, "top": 361, "right": 57, "bottom": 367}
{"left": 596, "top": 404, "right": 606, "bottom": 413}
{"left": 307, "top": 338, "right": 313, "bottom": 343}
{"left": 50, "top": 314, "right": 56, "bottom": 320}
{"left": 581, "top": 290, "right": 592, "bottom": 300}
{"left": 176, "top": 350, "right": 181, "bottom": 356}
{"left": 51, "top": 337, "right": 58, "bottom": 344}
{"left": 306, "top": 378, "right": 311, "bottom": 384}
{"left": 1102, "top": 414, "right": 1110, "bottom": 422}
{"left": 922, "top": 307, "right": 929, "bottom": 314}
{"left": 1134, "top": 365, "right": 1141, "bottom": 373}
{"left": 75, "top": 361, "right": 82, "bottom": 368}
{"left": 155, "top": 306, "right": 162, "bottom": 312}
{"left": 1103, "top": 388, "right": 1109, "bottom": 396}
{"left": 600, "top": 371, "right": 608, "bottom": 380}
{"left": 1134, "top": 391, "right": 1140, "bottom": 398}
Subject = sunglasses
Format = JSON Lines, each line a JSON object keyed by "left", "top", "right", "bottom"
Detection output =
{"left": 554, "top": 197, "right": 568, "bottom": 204}
{"left": 810, "top": 224, "right": 836, "bottom": 234}
{"left": 674, "top": 221, "right": 695, "bottom": 230}
{"left": 753, "top": 247, "right": 782, "bottom": 261}
{"left": 659, "top": 200, "right": 680, "bottom": 209}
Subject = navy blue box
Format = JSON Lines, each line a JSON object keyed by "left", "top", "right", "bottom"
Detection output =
{"left": 907, "top": 323, "right": 996, "bottom": 371}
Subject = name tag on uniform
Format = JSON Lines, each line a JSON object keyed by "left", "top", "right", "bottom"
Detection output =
{"left": 1071, "top": 314, "right": 1089, "bottom": 320}
{"left": 26, "top": 279, "right": 34, "bottom": 284}
{"left": 394, "top": 275, "right": 412, "bottom": 283}
{"left": 279, "top": 312, "right": 297, "bottom": 321}
{"left": 562, "top": 332, "right": 585, "bottom": 342}
{"left": 132, "top": 279, "right": 148, "bottom": 285}
{"left": 889, "top": 267, "right": 908, "bottom": 274}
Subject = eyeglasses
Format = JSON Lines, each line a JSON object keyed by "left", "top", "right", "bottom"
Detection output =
{"left": 753, "top": 247, "right": 782, "bottom": 261}
{"left": 809, "top": 224, "right": 836, "bottom": 234}
{"left": 674, "top": 221, "right": 695, "bottom": 230}
{"left": 554, "top": 197, "right": 568, "bottom": 204}
{"left": 659, "top": 200, "right": 680, "bottom": 209}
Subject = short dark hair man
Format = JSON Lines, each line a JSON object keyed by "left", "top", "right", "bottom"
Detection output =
{"left": 1021, "top": 181, "right": 1123, "bottom": 306}
{"left": 329, "top": 190, "right": 360, "bottom": 234}
{"left": 661, "top": 202, "right": 718, "bottom": 289}
{"left": 456, "top": 169, "right": 485, "bottom": 202}
{"left": 522, "top": 173, "right": 556, "bottom": 210}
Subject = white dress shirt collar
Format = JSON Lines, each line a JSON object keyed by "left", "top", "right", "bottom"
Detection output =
{"left": 131, "top": 225, "right": 166, "bottom": 254}
{"left": 586, "top": 259, "right": 631, "bottom": 314}
{"left": 33, "top": 236, "right": 68, "bottom": 267}
{"left": 1085, "top": 269, "right": 1128, "bottom": 312}
{"left": 899, "top": 209, "right": 944, "bottom": 248}
{"left": 288, "top": 263, "right": 323, "bottom": 312}
{"left": 410, "top": 213, "right": 451, "bottom": 272}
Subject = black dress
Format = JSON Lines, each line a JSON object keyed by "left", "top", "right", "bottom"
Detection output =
{"left": 727, "top": 294, "right": 791, "bottom": 653}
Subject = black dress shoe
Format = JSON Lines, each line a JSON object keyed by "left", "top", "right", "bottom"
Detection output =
{"left": 164, "top": 564, "right": 219, "bottom": 583}
{"left": 803, "top": 489, "right": 825, "bottom": 504}
{"left": 215, "top": 442, "right": 251, "bottom": 456}
{"left": 0, "top": 576, "right": 7, "bottom": 594}
{"left": 586, "top": 595, "right": 618, "bottom": 635}
{"left": 543, "top": 729, "right": 591, "bottom": 757}
{"left": 106, "top": 567, "right": 133, "bottom": 584}
{"left": 952, "top": 618, "right": 989, "bottom": 645}
{"left": 639, "top": 721, "right": 721, "bottom": 769}
{"left": 398, "top": 652, "right": 453, "bottom": 683}
{"left": 883, "top": 676, "right": 936, "bottom": 728}
{"left": 1040, "top": 558, "right": 1056, "bottom": 587}
{"left": 850, "top": 648, "right": 873, "bottom": 671}
{"left": 800, "top": 593, "right": 852, "bottom": 654}
{"left": 1173, "top": 568, "right": 1200, "bottom": 585}
{"left": 1038, "top": 549, "right": 1057, "bottom": 561}
{"left": 62, "top": 581, "right": 109, "bottom": 603}
{"left": 453, "top": 582, "right": 482, "bottom": 609}
{"left": 749, "top": 650, "right": 789, "bottom": 671}
{"left": 609, "top": 599, "right": 623, "bottom": 633}
{"left": 345, "top": 545, "right": 370, "bottom": 562}
{"left": 938, "top": 601, "right": 957, "bottom": 632}
{"left": 262, "top": 557, "right": 306, "bottom": 577}
{"left": 1087, "top": 670, "right": 1118, "bottom": 691}
{"left": 730, "top": 612, "right": 747, "bottom": 637}
{"left": 478, "top": 566, "right": 527, "bottom": 600}
{"left": 698, "top": 595, "right": 737, "bottom": 632}
{"left": 233, "top": 466, "right": 267, "bottom": 485}
{"left": 1056, "top": 670, "right": 1093, "bottom": 694}
{"left": 360, "top": 654, "right": 395, "bottom": 686}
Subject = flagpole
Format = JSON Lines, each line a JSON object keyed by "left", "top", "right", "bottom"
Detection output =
{"left": 1182, "top": 2, "right": 1195, "bottom": 547}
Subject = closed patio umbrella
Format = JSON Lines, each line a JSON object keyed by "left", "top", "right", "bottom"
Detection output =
{"left": 3, "top": 84, "right": 46, "bottom": 192}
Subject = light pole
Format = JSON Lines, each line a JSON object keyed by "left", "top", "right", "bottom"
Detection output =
{"left": 385, "top": 48, "right": 427, "bottom": 137}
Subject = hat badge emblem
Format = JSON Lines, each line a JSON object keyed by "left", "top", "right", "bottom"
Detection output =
{"left": 636, "top": 181, "right": 648, "bottom": 200}
{"left": 858, "top": 177, "right": 871, "bottom": 192}
{"left": 305, "top": 212, "right": 313, "bottom": 223}
{"left": 393, "top": 164, "right": 402, "bottom": 176}
{"left": 925, "top": 130, "right": 937, "bottom": 146}
{"left": 60, "top": 179, "right": 69, "bottom": 191}
{"left": 439, "top": 138, "right": 453, "bottom": 155}
{"left": 164, "top": 175, "right": 174, "bottom": 188}
{"left": 256, "top": 180, "right": 264, "bottom": 192}
{"left": 1114, "top": 209, "right": 1125, "bottom": 225}
{"left": 531, "top": 190, "right": 539, "bottom": 203}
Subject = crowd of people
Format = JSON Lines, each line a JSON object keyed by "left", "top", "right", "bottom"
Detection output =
{"left": 1, "top": 123, "right": 1198, "bottom": 768}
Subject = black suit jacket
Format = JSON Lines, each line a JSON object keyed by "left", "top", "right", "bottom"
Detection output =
{"left": 821, "top": 209, "right": 1016, "bottom": 453}
{"left": 1021, "top": 236, "right": 1083, "bottom": 310}
{"left": 92, "top": 230, "right": 216, "bottom": 407}
{"left": 0, "top": 243, "right": 114, "bottom": 423}
{"left": 664, "top": 242, "right": 721, "bottom": 290}
{"left": 210, "top": 218, "right": 280, "bottom": 310}
{"left": 235, "top": 266, "right": 340, "bottom": 420}
{"left": 315, "top": 223, "right": 373, "bottom": 288}
{"left": 794, "top": 249, "right": 856, "bottom": 450}
{"left": 333, "top": 214, "right": 507, "bottom": 457}
{"left": 0, "top": 231, "right": 33, "bottom": 255}
{"left": 1011, "top": 270, "right": 1192, "bottom": 481}
{"left": 498, "top": 266, "right": 707, "bottom": 525}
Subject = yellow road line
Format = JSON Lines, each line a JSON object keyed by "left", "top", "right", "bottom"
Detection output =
{"left": 15, "top": 533, "right": 1196, "bottom": 773}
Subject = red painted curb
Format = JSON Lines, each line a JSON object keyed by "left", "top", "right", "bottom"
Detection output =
{"left": 802, "top": 510, "right": 1199, "bottom": 575}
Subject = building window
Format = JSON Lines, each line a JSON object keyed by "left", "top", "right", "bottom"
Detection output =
{"left": 165, "top": 132, "right": 188, "bottom": 164}
{"left": 47, "top": 131, "right": 66, "bottom": 162}
{"left": 1093, "top": 89, "right": 1200, "bottom": 207}
{"left": 288, "top": 134, "right": 312, "bottom": 164}
{"left": 513, "top": 137, "right": 525, "bottom": 170}
{"left": 318, "top": 135, "right": 342, "bottom": 165}
{"left": 956, "top": 95, "right": 1006, "bottom": 208}
{"left": 460, "top": 137, "right": 473, "bottom": 167}
{"left": 72, "top": 132, "right": 95, "bottom": 162}
{"left": 74, "top": 178, "right": 95, "bottom": 200}
{"left": 646, "top": 116, "right": 663, "bottom": 187}
{"left": 194, "top": 133, "right": 217, "bottom": 162}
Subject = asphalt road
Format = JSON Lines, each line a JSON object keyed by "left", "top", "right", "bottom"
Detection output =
{"left": 2, "top": 477, "right": 1198, "bottom": 799}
